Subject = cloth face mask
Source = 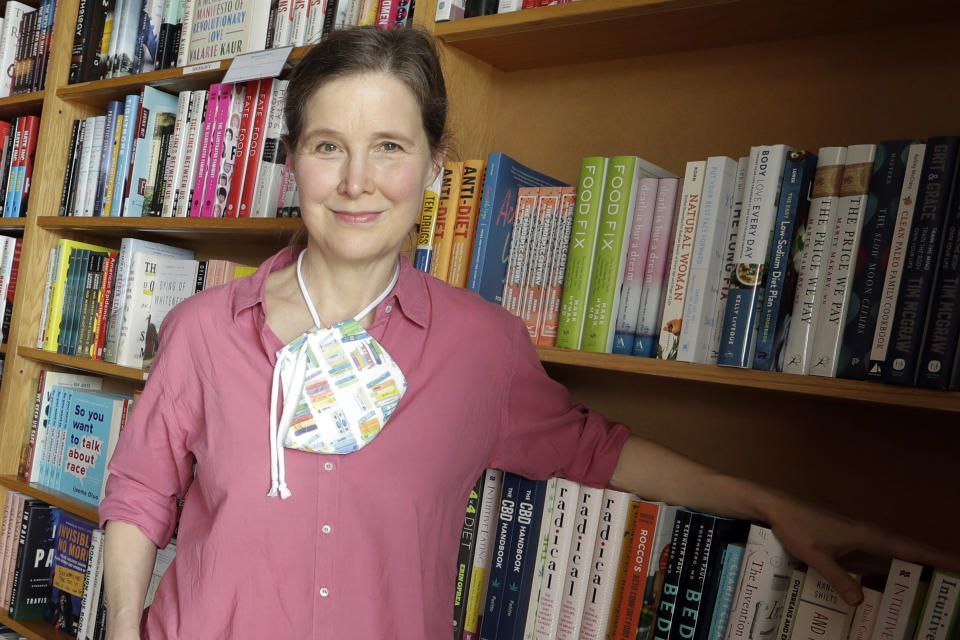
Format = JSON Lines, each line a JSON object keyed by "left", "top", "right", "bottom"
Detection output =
{"left": 267, "top": 251, "right": 406, "bottom": 499}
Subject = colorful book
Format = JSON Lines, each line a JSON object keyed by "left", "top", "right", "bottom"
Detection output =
{"left": 479, "top": 471, "right": 521, "bottom": 640}
{"left": 186, "top": 0, "right": 270, "bottom": 64}
{"left": 447, "top": 159, "right": 486, "bottom": 287}
{"left": 536, "top": 188, "right": 576, "bottom": 346}
{"left": 429, "top": 160, "right": 462, "bottom": 283}
{"left": 612, "top": 177, "right": 659, "bottom": 354}
{"left": 453, "top": 474, "right": 484, "bottom": 640}
{"left": 125, "top": 86, "right": 178, "bottom": 218}
{"left": 464, "top": 469, "right": 504, "bottom": 640}
{"left": 652, "top": 510, "right": 698, "bottom": 640}
{"left": 704, "top": 543, "right": 745, "bottom": 640}
{"left": 44, "top": 512, "right": 96, "bottom": 637}
{"left": 414, "top": 170, "right": 444, "bottom": 272}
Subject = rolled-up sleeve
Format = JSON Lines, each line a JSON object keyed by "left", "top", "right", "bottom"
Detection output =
{"left": 487, "top": 316, "right": 631, "bottom": 487}
{"left": 99, "top": 305, "right": 202, "bottom": 548}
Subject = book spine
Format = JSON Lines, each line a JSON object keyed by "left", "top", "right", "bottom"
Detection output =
{"left": 837, "top": 140, "right": 913, "bottom": 380}
{"left": 189, "top": 83, "right": 221, "bottom": 216}
{"left": 447, "top": 159, "right": 485, "bottom": 287}
{"left": 531, "top": 477, "right": 578, "bottom": 640}
{"left": 669, "top": 516, "right": 719, "bottom": 640}
{"left": 102, "top": 106, "right": 125, "bottom": 217}
{"left": 914, "top": 571, "right": 960, "bottom": 640}
{"left": 520, "top": 477, "right": 558, "bottom": 640}
{"left": 108, "top": 94, "right": 138, "bottom": 217}
{"left": 658, "top": 160, "right": 706, "bottom": 360}
{"left": 868, "top": 143, "right": 927, "bottom": 378}
{"left": 882, "top": 136, "right": 960, "bottom": 385}
{"left": 775, "top": 569, "right": 806, "bottom": 640}
{"left": 175, "top": 89, "right": 208, "bottom": 217}
{"left": 792, "top": 567, "right": 856, "bottom": 640}
{"left": 158, "top": 90, "right": 191, "bottom": 217}
{"left": 578, "top": 489, "right": 635, "bottom": 640}
{"left": 60, "top": 122, "right": 83, "bottom": 217}
{"left": 252, "top": 80, "right": 289, "bottom": 218}
{"left": 809, "top": 144, "right": 877, "bottom": 377}
{"left": 849, "top": 588, "right": 883, "bottom": 640}
{"left": 494, "top": 477, "right": 545, "bottom": 639}
{"left": 536, "top": 188, "right": 576, "bottom": 346}
{"left": 555, "top": 156, "right": 609, "bottom": 350}
{"left": 633, "top": 177, "right": 680, "bottom": 357}
{"left": 705, "top": 544, "right": 745, "bottom": 640}
{"left": 609, "top": 500, "right": 661, "bottom": 640}
{"left": 453, "top": 474, "right": 485, "bottom": 640}
{"left": 428, "top": 160, "right": 462, "bottom": 282}
{"left": 555, "top": 486, "right": 603, "bottom": 640}
{"left": 413, "top": 170, "right": 443, "bottom": 271}
{"left": 224, "top": 80, "right": 258, "bottom": 218}
{"left": 651, "top": 510, "right": 697, "bottom": 640}
{"left": 463, "top": 469, "right": 504, "bottom": 640}
{"left": 612, "top": 177, "right": 658, "bottom": 354}
{"left": 479, "top": 472, "right": 522, "bottom": 640}
{"left": 520, "top": 188, "right": 563, "bottom": 341}
{"left": 176, "top": 0, "right": 195, "bottom": 67}
{"left": 93, "top": 253, "right": 117, "bottom": 359}
{"left": 718, "top": 144, "right": 790, "bottom": 367}
{"left": 501, "top": 187, "right": 538, "bottom": 316}
{"left": 581, "top": 156, "right": 641, "bottom": 353}
{"left": 724, "top": 525, "right": 796, "bottom": 640}
{"left": 781, "top": 146, "right": 848, "bottom": 374}
{"left": 199, "top": 83, "right": 232, "bottom": 217}
{"left": 237, "top": 78, "right": 272, "bottom": 218}
{"left": 678, "top": 156, "right": 737, "bottom": 363}
{"left": 93, "top": 102, "right": 122, "bottom": 217}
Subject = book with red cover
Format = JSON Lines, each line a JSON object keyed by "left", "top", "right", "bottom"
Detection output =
{"left": 237, "top": 78, "right": 273, "bottom": 218}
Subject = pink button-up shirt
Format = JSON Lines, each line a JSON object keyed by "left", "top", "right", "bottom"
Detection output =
{"left": 100, "top": 246, "right": 630, "bottom": 639}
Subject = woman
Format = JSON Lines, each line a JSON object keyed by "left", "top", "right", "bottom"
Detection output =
{"left": 102, "top": 26, "right": 954, "bottom": 640}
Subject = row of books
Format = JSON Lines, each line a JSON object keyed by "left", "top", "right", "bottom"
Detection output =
{"left": 59, "top": 78, "right": 301, "bottom": 219}
{"left": 35, "top": 237, "right": 254, "bottom": 369}
{"left": 451, "top": 469, "right": 960, "bottom": 640}
{"left": 0, "top": 0, "right": 56, "bottom": 96}
{"left": 0, "top": 235, "right": 21, "bottom": 345}
{"left": 71, "top": 0, "right": 418, "bottom": 84}
{"left": 436, "top": 0, "right": 573, "bottom": 21}
{"left": 0, "top": 491, "right": 176, "bottom": 640}
{"left": 0, "top": 117, "right": 40, "bottom": 218}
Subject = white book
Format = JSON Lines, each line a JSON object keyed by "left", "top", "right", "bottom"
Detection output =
{"left": 915, "top": 570, "right": 960, "bottom": 640}
{"left": 253, "top": 80, "right": 290, "bottom": 217}
{"left": 634, "top": 177, "right": 680, "bottom": 357}
{"left": 809, "top": 144, "right": 876, "bottom": 377}
{"left": 870, "top": 559, "right": 925, "bottom": 640}
{"left": 103, "top": 238, "right": 194, "bottom": 363}
{"left": 273, "top": 0, "right": 292, "bottom": 47}
{"left": 534, "top": 477, "right": 580, "bottom": 640}
{"left": 520, "top": 188, "right": 563, "bottom": 341}
{"left": 781, "top": 146, "right": 847, "bottom": 374}
{"left": 115, "top": 251, "right": 162, "bottom": 368}
{"left": 791, "top": 567, "right": 856, "bottom": 640}
{"left": 0, "top": 3, "right": 33, "bottom": 97}
{"left": 289, "top": 0, "right": 309, "bottom": 46}
{"left": 724, "top": 524, "right": 798, "bottom": 640}
{"left": 36, "top": 247, "right": 58, "bottom": 348}
{"left": 85, "top": 117, "right": 109, "bottom": 217}
{"left": 106, "top": 0, "right": 128, "bottom": 76}
{"left": 776, "top": 569, "right": 806, "bottom": 640}
{"left": 521, "top": 477, "right": 559, "bottom": 640}
{"left": 869, "top": 143, "right": 926, "bottom": 375}
{"left": 72, "top": 116, "right": 99, "bottom": 217}
{"left": 143, "top": 256, "right": 199, "bottom": 368}
{"left": 159, "top": 91, "right": 192, "bottom": 217}
{"left": 577, "top": 488, "right": 635, "bottom": 640}
{"left": 465, "top": 469, "right": 503, "bottom": 639}
{"left": 658, "top": 160, "right": 705, "bottom": 360}
{"left": 613, "top": 177, "right": 659, "bottom": 353}
{"left": 304, "top": 0, "right": 327, "bottom": 44}
{"left": 708, "top": 156, "right": 748, "bottom": 364}
{"left": 849, "top": 587, "right": 883, "bottom": 640}
{"left": 174, "top": 89, "right": 208, "bottom": 217}
{"left": 145, "top": 541, "right": 177, "bottom": 607}
{"left": 556, "top": 486, "right": 603, "bottom": 640}
{"left": 435, "top": 0, "right": 465, "bottom": 21}
{"left": 175, "top": 0, "right": 195, "bottom": 66}
{"left": 502, "top": 188, "right": 539, "bottom": 315}
{"left": 498, "top": 0, "right": 522, "bottom": 11}
{"left": 85, "top": 530, "right": 107, "bottom": 640}
{"left": 679, "top": 155, "right": 737, "bottom": 363}
{"left": 77, "top": 528, "right": 104, "bottom": 639}
{"left": 0, "top": 237, "right": 13, "bottom": 341}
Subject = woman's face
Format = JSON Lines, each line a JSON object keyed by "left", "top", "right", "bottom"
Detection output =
{"left": 292, "top": 72, "right": 439, "bottom": 268}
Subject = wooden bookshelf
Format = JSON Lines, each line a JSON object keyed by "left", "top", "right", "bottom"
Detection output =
{"left": 436, "top": 0, "right": 960, "bottom": 71}
{"left": 18, "top": 347, "right": 148, "bottom": 382}
{"left": 0, "top": 219, "right": 26, "bottom": 231}
{"left": 0, "top": 476, "right": 98, "bottom": 524}
{"left": 56, "top": 45, "right": 314, "bottom": 108}
{"left": 0, "top": 91, "right": 45, "bottom": 119}
{"left": 36, "top": 215, "right": 304, "bottom": 242}
{"left": 536, "top": 347, "right": 960, "bottom": 413}
{"left": 0, "top": 610, "right": 74, "bottom": 640}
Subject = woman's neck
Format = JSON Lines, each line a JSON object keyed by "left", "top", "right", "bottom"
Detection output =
{"left": 297, "top": 247, "right": 398, "bottom": 327}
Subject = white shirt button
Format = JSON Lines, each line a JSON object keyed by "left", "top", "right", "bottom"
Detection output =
{"left": 319, "top": 587, "right": 329, "bottom": 597}
{"left": 323, "top": 462, "right": 334, "bottom": 471}
{"left": 321, "top": 524, "right": 332, "bottom": 534}
{"left": 384, "top": 304, "right": 393, "bottom": 313}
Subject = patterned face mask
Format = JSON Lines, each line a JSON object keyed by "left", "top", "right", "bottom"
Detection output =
{"left": 267, "top": 251, "right": 406, "bottom": 499}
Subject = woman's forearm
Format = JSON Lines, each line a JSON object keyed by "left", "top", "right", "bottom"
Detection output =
{"left": 104, "top": 520, "right": 158, "bottom": 639}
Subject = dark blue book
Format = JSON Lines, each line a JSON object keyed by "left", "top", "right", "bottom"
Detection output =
{"left": 467, "top": 152, "right": 565, "bottom": 306}
{"left": 500, "top": 477, "right": 547, "bottom": 640}
{"left": 44, "top": 511, "right": 96, "bottom": 637}
{"left": 478, "top": 471, "right": 522, "bottom": 640}
{"left": 651, "top": 510, "right": 698, "bottom": 640}
{"left": 882, "top": 136, "right": 960, "bottom": 385}
{"left": 670, "top": 514, "right": 717, "bottom": 640}
{"left": 917, "top": 158, "right": 960, "bottom": 389}
{"left": 753, "top": 150, "right": 817, "bottom": 371}
{"left": 693, "top": 518, "right": 750, "bottom": 640}
{"left": 9, "top": 500, "right": 56, "bottom": 620}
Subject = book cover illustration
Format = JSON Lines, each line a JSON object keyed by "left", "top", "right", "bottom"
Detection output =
{"left": 44, "top": 512, "right": 95, "bottom": 637}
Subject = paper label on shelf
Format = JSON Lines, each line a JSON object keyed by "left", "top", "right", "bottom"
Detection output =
{"left": 222, "top": 47, "right": 294, "bottom": 85}
{"left": 182, "top": 61, "right": 221, "bottom": 75}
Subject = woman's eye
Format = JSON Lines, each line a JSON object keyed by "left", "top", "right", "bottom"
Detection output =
{"left": 316, "top": 143, "right": 338, "bottom": 153}
{"left": 380, "top": 142, "right": 401, "bottom": 152}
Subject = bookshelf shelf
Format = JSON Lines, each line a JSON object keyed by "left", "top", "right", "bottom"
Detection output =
{"left": 56, "top": 45, "right": 313, "bottom": 109}
{"left": 0, "top": 610, "right": 73, "bottom": 640}
{"left": 0, "top": 219, "right": 26, "bottom": 231}
{"left": 436, "top": 0, "right": 960, "bottom": 70}
{"left": 535, "top": 346, "right": 960, "bottom": 413}
{"left": 36, "top": 215, "right": 303, "bottom": 242}
{"left": 0, "top": 477, "right": 98, "bottom": 524}
{"left": 0, "top": 91, "right": 45, "bottom": 119}
{"left": 18, "top": 347, "right": 148, "bottom": 382}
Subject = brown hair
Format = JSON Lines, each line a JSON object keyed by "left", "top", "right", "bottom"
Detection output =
{"left": 283, "top": 26, "right": 450, "bottom": 158}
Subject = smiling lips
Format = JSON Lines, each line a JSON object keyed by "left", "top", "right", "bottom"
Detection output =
{"left": 332, "top": 210, "right": 383, "bottom": 224}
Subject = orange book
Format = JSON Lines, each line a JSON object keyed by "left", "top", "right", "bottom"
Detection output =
{"left": 445, "top": 159, "right": 486, "bottom": 287}
{"left": 610, "top": 500, "right": 662, "bottom": 640}
{"left": 537, "top": 186, "right": 577, "bottom": 345}
{"left": 428, "top": 161, "right": 463, "bottom": 282}
{"left": 501, "top": 187, "right": 540, "bottom": 316}
{"left": 519, "top": 187, "right": 563, "bottom": 340}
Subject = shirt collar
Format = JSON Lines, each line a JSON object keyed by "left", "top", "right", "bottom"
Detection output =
{"left": 231, "top": 246, "right": 430, "bottom": 328}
